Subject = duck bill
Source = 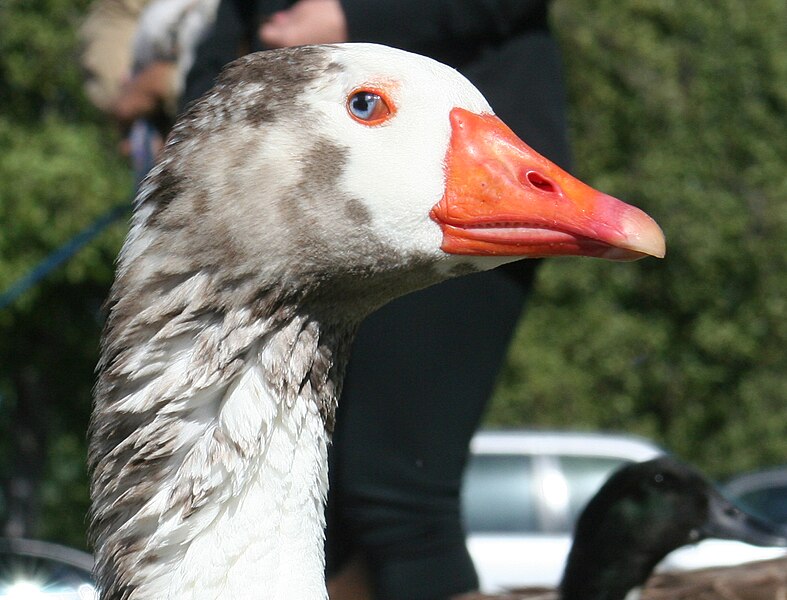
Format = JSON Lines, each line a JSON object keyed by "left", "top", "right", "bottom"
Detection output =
{"left": 701, "top": 489, "right": 787, "bottom": 547}
{"left": 431, "top": 108, "right": 666, "bottom": 260}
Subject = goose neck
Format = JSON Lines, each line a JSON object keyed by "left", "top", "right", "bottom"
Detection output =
{"left": 91, "top": 302, "right": 354, "bottom": 599}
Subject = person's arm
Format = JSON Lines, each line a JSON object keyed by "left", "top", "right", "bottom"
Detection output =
{"left": 338, "top": 0, "right": 549, "bottom": 54}
{"left": 257, "top": 0, "right": 550, "bottom": 62}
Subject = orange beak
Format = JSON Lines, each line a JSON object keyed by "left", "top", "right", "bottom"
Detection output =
{"left": 431, "top": 108, "right": 666, "bottom": 261}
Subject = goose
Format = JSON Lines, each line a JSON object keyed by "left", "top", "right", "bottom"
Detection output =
{"left": 88, "top": 43, "right": 666, "bottom": 600}
{"left": 459, "top": 457, "right": 787, "bottom": 600}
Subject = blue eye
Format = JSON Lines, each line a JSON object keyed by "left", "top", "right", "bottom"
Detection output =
{"left": 347, "top": 90, "right": 392, "bottom": 123}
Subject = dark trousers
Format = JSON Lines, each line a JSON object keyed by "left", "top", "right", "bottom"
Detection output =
{"left": 326, "top": 264, "right": 536, "bottom": 599}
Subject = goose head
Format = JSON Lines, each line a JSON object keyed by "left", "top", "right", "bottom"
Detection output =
{"left": 91, "top": 43, "right": 665, "bottom": 600}
{"left": 561, "top": 457, "right": 787, "bottom": 600}
{"left": 124, "top": 43, "right": 664, "bottom": 321}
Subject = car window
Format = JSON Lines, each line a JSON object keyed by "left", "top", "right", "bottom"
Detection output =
{"left": 461, "top": 454, "right": 539, "bottom": 534}
{"left": 0, "top": 552, "right": 95, "bottom": 599}
{"left": 557, "top": 456, "right": 629, "bottom": 525}
{"left": 736, "top": 485, "right": 787, "bottom": 525}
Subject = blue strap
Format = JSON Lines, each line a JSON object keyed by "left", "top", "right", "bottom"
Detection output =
{"left": 0, "top": 119, "right": 160, "bottom": 311}
{"left": 0, "top": 203, "right": 131, "bottom": 311}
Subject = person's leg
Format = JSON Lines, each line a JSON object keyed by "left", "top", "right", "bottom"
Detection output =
{"left": 326, "top": 265, "right": 535, "bottom": 600}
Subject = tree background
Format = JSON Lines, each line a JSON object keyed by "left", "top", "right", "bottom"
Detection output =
{"left": 0, "top": 0, "right": 130, "bottom": 546}
{"left": 0, "top": 0, "right": 785, "bottom": 549}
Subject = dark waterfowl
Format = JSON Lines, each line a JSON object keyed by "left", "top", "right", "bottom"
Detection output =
{"left": 461, "top": 457, "right": 786, "bottom": 600}
{"left": 560, "top": 457, "right": 787, "bottom": 600}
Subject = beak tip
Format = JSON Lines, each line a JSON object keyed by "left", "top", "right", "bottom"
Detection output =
{"left": 649, "top": 239, "right": 667, "bottom": 259}
{"left": 619, "top": 205, "right": 667, "bottom": 260}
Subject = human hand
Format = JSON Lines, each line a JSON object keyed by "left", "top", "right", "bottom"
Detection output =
{"left": 111, "top": 61, "right": 176, "bottom": 126}
{"left": 259, "top": 0, "right": 348, "bottom": 48}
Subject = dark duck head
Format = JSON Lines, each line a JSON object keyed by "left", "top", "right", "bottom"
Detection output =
{"left": 560, "top": 457, "right": 787, "bottom": 600}
{"left": 89, "top": 43, "right": 665, "bottom": 600}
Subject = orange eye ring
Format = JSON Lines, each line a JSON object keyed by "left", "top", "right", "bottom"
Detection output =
{"left": 346, "top": 88, "right": 395, "bottom": 125}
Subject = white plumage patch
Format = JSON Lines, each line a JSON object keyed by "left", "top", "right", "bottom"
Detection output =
{"left": 321, "top": 45, "right": 493, "bottom": 263}
{"left": 126, "top": 335, "right": 331, "bottom": 600}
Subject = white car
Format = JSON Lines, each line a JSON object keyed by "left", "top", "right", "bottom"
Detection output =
{"left": 0, "top": 538, "right": 96, "bottom": 599}
{"left": 461, "top": 430, "right": 787, "bottom": 593}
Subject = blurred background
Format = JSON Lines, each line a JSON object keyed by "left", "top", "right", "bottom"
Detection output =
{"left": 0, "top": 0, "right": 785, "bottom": 567}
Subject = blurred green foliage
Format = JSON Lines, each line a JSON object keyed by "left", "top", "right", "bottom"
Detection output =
{"left": 0, "top": 0, "right": 785, "bottom": 549}
{"left": 0, "top": 0, "right": 129, "bottom": 547}
{"left": 491, "top": 0, "right": 787, "bottom": 477}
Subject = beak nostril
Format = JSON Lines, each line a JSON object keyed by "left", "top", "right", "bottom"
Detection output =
{"left": 524, "top": 171, "right": 558, "bottom": 194}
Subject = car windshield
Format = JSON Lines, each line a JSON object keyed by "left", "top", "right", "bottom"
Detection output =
{"left": 559, "top": 456, "right": 628, "bottom": 523}
{"left": 461, "top": 453, "right": 629, "bottom": 535}
{"left": 0, "top": 552, "right": 95, "bottom": 600}
{"left": 462, "top": 454, "right": 539, "bottom": 533}
{"left": 736, "top": 484, "right": 787, "bottom": 525}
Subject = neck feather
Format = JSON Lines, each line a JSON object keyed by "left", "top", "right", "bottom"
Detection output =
{"left": 89, "top": 275, "right": 353, "bottom": 600}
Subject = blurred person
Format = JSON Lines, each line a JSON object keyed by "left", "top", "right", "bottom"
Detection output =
{"left": 80, "top": 0, "right": 220, "bottom": 179}
{"left": 180, "top": 1, "right": 572, "bottom": 598}
{"left": 79, "top": 0, "right": 150, "bottom": 115}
